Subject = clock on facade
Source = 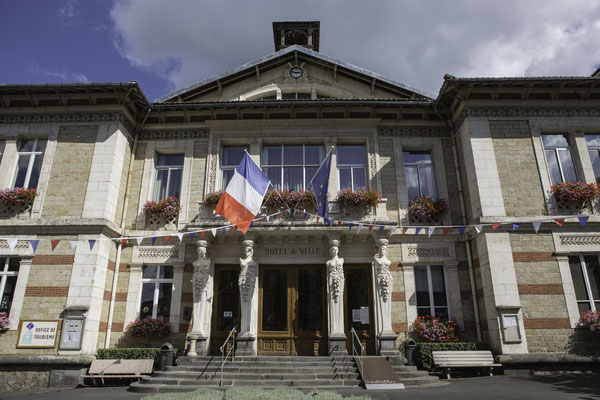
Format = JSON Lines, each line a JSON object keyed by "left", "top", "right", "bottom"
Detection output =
{"left": 290, "top": 67, "right": 303, "bottom": 79}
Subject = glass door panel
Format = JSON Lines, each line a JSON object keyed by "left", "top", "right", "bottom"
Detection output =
{"left": 297, "top": 268, "right": 324, "bottom": 332}
{"left": 262, "top": 269, "right": 288, "bottom": 331}
{"left": 210, "top": 267, "right": 240, "bottom": 355}
{"left": 345, "top": 267, "right": 375, "bottom": 354}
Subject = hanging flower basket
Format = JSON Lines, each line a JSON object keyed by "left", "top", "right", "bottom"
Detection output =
{"left": 203, "top": 190, "right": 224, "bottom": 206}
{"left": 335, "top": 188, "right": 380, "bottom": 211}
{"left": 125, "top": 318, "right": 171, "bottom": 338}
{"left": 0, "top": 187, "right": 37, "bottom": 206}
{"left": 409, "top": 196, "right": 447, "bottom": 223}
{"left": 143, "top": 197, "right": 181, "bottom": 218}
{"left": 579, "top": 310, "right": 600, "bottom": 337}
{"left": 412, "top": 315, "right": 459, "bottom": 342}
{"left": 551, "top": 181, "right": 599, "bottom": 211}
{"left": 262, "top": 189, "right": 316, "bottom": 210}
{"left": 0, "top": 312, "right": 9, "bottom": 331}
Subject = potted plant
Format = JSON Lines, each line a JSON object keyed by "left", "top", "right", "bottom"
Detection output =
{"left": 125, "top": 317, "right": 171, "bottom": 339}
{"left": 335, "top": 188, "right": 381, "bottom": 215}
{"left": 262, "top": 189, "right": 316, "bottom": 212}
{"left": 143, "top": 196, "right": 181, "bottom": 229}
{"left": 0, "top": 312, "right": 9, "bottom": 331}
{"left": 408, "top": 196, "right": 447, "bottom": 224}
{"left": 412, "top": 315, "right": 459, "bottom": 343}
{"left": 203, "top": 190, "right": 224, "bottom": 206}
{"left": 551, "top": 181, "right": 599, "bottom": 213}
{"left": 579, "top": 310, "right": 600, "bottom": 337}
{"left": 0, "top": 187, "right": 37, "bottom": 216}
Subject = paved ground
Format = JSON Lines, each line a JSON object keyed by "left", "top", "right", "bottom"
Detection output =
{"left": 2, "top": 374, "right": 600, "bottom": 400}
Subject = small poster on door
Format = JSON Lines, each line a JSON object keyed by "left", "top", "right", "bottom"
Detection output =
{"left": 352, "top": 309, "right": 361, "bottom": 322}
{"left": 223, "top": 311, "right": 233, "bottom": 318}
{"left": 59, "top": 318, "right": 84, "bottom": 350}
{"left": 360, "top": 307, "right": 369, "bottom": 324}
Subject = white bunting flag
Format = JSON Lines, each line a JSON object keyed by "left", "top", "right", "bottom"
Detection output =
{"left": 70, "top": 240, "right": 78, "bottom": 250}
{"left": 7, "top": 239, "right": 18, "bottom": 252}
{"left": 177, "top": 233, "right": 183, "bottom": 242}
{"left": 390, "top": 226, "right": 397, "bottom": 235}
{"left": 475, "top": 225, "right": 482, "bottom": 233}
{"left": 357, "top": 224, "right": 364, "bottom": 234}
{"left": 532, "top": 220, "right": 542, "bottom": 233}
{"left": 428, "top": 227, "right": 435, "bottom": 238}
{"left": 136, "top": 237, "right": 143, "bottom": 246}
{"left": 211, "top": 228, "right": 217, "bottom": 237}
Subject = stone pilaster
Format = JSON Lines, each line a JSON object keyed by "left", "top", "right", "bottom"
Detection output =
{"left": 237, "top": 239, "right": 258, "bottom": 355}
{"left": 373, "top": 238, "right": 397, "bottom": 355}
{"left": 327, "top": 238, "right": 347, "bottom": 355}
{"left": 188, "top": 240, "right": 212, "bottom": 356}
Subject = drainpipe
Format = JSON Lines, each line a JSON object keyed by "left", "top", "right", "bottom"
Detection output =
{"left": 105, "top": 107, "right": 151, "bottom": 348}
{"left": 434, "top": 102, "right": 482, "bottom": 342}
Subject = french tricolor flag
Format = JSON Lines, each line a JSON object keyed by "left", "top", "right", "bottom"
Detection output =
{"left": 215, "top": 151, "right": 270, "bottom": 234}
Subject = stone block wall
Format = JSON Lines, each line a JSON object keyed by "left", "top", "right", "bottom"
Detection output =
{"left": 186, "top": 141, "right": 208, "bottom": 222}
{"left": 124, "top": 142, "right": 146, "bottom": 230}
{"left": 377, "top": 138, "right": 398, "bottom": 221}
{"left": 441, "top": 138, "right": 463, "bottom": 225}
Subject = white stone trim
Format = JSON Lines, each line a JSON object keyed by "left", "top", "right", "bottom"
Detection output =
{"left": 402, "top": 264, "right": 417, "bottom": 331}
{"left": 4, "top": 256, "right": 32, "bottom": 330}
{"left": 132, "top": 245, "right": 185, "bottom": 265}
{"left": 556, "top": 256, "right": 581, "bottom": 328}
{"left": 124, "top": 264, "right": 143, "bottom": 330}
{"left": 444, "top": 261, "right": 465, "bottom": 330}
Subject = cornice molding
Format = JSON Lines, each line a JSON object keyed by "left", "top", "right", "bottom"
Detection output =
{"left": 139, "top": 129, "right": 209, "bottom": 140}
{"left": 0, "top": 111, "right": 137, "bottom": 133}
{"left": 377, "top": 126, "right": 450, "bottom": 137}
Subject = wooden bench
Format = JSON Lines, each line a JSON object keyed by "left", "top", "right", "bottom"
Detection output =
{"left": 432, "top": 351, "right": 502, "bottom": 379}
{"left": 82, "top": 359, "right": 154, "bottom": 385}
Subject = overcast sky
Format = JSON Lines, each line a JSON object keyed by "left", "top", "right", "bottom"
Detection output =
{"left": 2, "top": 0, "right": 600, "bottom": 101}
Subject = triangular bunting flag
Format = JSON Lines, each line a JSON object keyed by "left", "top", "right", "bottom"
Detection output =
{"left": 177, "top": 233, "right": 183, "bottom": 242}
{"left": 459, "top": 226, "right": 466, "bottom": 236}
{"left": 250, "top": 221, "right": 254, "bottom": 227}
{"left": 378, "top": 226, "right": 385, "bottom": 234}
{"left": 222, "top": 227, "right": 226, "bottom": 234}
{"left": 554, "top": 218, "right": 565, "bottom": 227}
{"left": 402, "top": 227, "right": 408, "bottom": 235}
{"left": 512, "top": 223, "right": 521, "bottom": 230}
{"left": 89, "top": 240, "right": 96, "bottom": 251}
{"left": 316, "top": 216, "right": 320, "bottom": 224}
{"left": 121, "top": 238, "right": 128, "bottom": 246}
{"left": 70, "top": 240, "right": 78, "bottom": 250}
{"left": 51, "top": 239, "right": 60, "bottom": 251}
{"left": 579, "top": 216, "right": 589, "bottom": 227}
{"left": 443, "top": 227, "right": 450, "bottom": 237}
{"left": 267, "top": 216, "right": 271, "bottom": 222}
{"left": 475, "top": 225, "right": 482, "bottom": 233}
{"left": 151, "top": 237, "right": 158, "bottom": 245}
{"left": 390, "top": 226, "right": 397, "bottom": 235}
{"left": 492, "top": 223, "right": 501, "bottom": 231}
{"left": 233, "top": 225, "right": 237, "bottom": 231}
{"left": 211, "top": 228, "right": 217, "bottom": 237}
{"left": 280, "top": 212, "right": 284, "bottom": 218}
{"left": 164, "top": 235, "right": 171, "bottom": 244}
{"left": 200, "top": 231, "right": 206, "bottom": 239}
{"left": 338, "top": 220, "right": 342, "bottom": 228}
{"left": 189, "top": 232, "right": 195, "bottom": 241}
{"left": 357, "top": 224, "right": 364, "bottom": 234}
{"left": 136, "top": 238, "right": 143, "bottom": 246}
{"left": 532, "top": 220, "right": 542, "bottom": 233}
{"left": 7, "top": 239, "right": 17, "bottom": 252}
{"left": 428, "top": 227, "right": 435, "bottom": 238}
{"left": 415, "top": 227, "right": 421, "bottom": 235}
{"left": 349, "top": 223, "right": 354, "bottom": 230}
{"left": 368, "top": 225, "right": 374, "bottom": 233}
{"left": 30, "top": 239, "right": 40, "bottom": 253}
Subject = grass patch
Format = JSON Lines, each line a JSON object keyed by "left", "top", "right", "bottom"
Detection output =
{"left": 143, "top": 387, "right": 372, "bottom": 400}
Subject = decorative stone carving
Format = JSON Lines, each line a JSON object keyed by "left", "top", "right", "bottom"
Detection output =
{"left": 238, "top": 240, "right": 258, "bottom": 340}
{"left": 0, "top": 240, "right": 30, "bottom": 250}
{"left": 373, "top": 240, "right": 393, "bottom": 302}
{"left": 191, "top": 241, "right": 211, "bottom": 337}
{"left": 137, "top": 248, "right": 179, "bottom": 259}
{"left": 407, "top": 247, "right": 450, "bottom": 258}
{"left": 377, "top": 126, "right": 450, "bottom": 137}
{"left": 139, "top": 129, "right": 208, "bottom": 140}
{"left": 373, "top": 239, "right": 397, "bottom": 354}
{"left": 560, "top": 236, "right": 600, "bottom": 246}
{"left": 0, "top": 112, "right": 136, "bottom": 134}
{"left": 327, "top": 239, "right": 345, "bottom": 338}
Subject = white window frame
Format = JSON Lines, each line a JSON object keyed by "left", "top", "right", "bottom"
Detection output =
{"left": 0, "top": 257, "right": 19, "bottom": 314}
{"left": 570, "top": 255, "right": 600, "bottom": 312}
{"left": 0, "top": 140, "right": 5, "bottom": 165}
{"left": 585, "top": 135, "right": 600, "bottom": 184}
{"left": 139, "top": 265, "right": 175, "bottom": 320}
{"left": 414, "top": 264, "right": 450, "bottom": 318}
{"left": 542, "top": 134, "right": 579, "bottom": 184}
{"left": 261, "top": 144, "right": 324, "bottom": 190}
{"left": 12, "top": 138, "right": 46, "bottom": 189}
{"left": 403, "top": 151, "right": 436, "bottom": 201}
{"left": 153, "top": 154, "right": 184, "bottom": 200}
{"left": 220, "top": 145, "right": 249, "bottom": 190}
{"left": 337, "top": 144, "right": 367, "bottom": 191}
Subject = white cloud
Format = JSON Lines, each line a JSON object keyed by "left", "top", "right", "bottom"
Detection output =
{"left": 109, "top": 0, "right": 600, "bottom": 98}
{"left": 57, "top": 0, "right": 81, "bottom": 25}
{"left": 29, "top": 65, "right": 89, "bottom": 83}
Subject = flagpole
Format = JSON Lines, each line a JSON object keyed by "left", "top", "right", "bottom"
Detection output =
{"left": 293, "top": 149, "right": 333, "bottom": 211}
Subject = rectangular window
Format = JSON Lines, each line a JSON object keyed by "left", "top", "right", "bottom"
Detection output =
{"left": 154, "top": 154, "right": 184, "bottom": 200}
{"left": 140, "top": 265, "right": 173, "bottom": 320}
{"left": 403, "top": 151, "right": 435, "bottom": 201}
{"left": 542, "top": 134, "right": 578, "bottom": 185}
{"left": 262, "top": 144, "right": 324, "bottom": 191}
{"left": 221, "top": 146, "right": 248, "bottom": 189}
{"left": 569, "top": 255, "right": 600, "bottom": 314}
{"left": 585, "top": 135, "right": 600, "bottom": 184}
{"left": 13, "top": 139, "right": 46, "bottom": 189}
{"left": 0, "top": 140, "right": 5, "bottom": 165}
{"left": 0, "top": 257, "right": 20, "bottom": 314}
{"left": 337, "top": 145, "right": 367, "bottom": 191}
{"left": 414, "top": 265, "right": 448, "bottom": 319}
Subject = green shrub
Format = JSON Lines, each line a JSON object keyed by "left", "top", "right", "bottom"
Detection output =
{"left": 415, "top": 342, "right": 488, "bottom": 371}
{"left": 97, "top": 347, "right": 179, "bottom": 364}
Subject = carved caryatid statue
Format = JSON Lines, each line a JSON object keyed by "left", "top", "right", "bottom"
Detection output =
{"left": 191, "top": 240, "right": 211, "bottom": 336}
{"left": 238, "top": 240, "right": 258, "bottom": 337}
{"left": 373, "top": 238, "right": 395, "bottom": 336}
{"left": 327, "top": 239, "right": 345, "bottom": 336}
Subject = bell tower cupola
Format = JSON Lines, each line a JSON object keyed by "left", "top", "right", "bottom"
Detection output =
{"left": 272, "top": 21, "right": 320, "bottom": 52}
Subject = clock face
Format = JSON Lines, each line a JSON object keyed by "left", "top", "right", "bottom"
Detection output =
{"left": 290, "top": 67, "right": 303, "bottom": 79}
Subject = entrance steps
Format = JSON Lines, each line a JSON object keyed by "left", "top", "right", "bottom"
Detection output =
{"left": 130, "top": 355, "right": 441, "bottom": 393}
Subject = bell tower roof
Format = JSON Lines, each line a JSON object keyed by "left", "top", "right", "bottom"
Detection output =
{"left": 272, "top": 21, "right": 320, "bottom": 52}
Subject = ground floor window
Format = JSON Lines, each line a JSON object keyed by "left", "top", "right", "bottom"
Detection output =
{"left": 0, "top": 257, "right": 19, "bottom": 314}
{"left": 140, "top": 265, "right": 173, "bottom": 320}
{"left": 414, "top": 265, "right": 449, "bottom": 319}
{"left": 569, "top": 255, "right": 600, "bottom": 313}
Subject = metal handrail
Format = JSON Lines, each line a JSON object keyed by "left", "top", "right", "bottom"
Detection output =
{"left": 219, "top": 326, "right": 236, "bottom": 387}
{"left": 350, "top": 327, "right": 365, "bottom": 371}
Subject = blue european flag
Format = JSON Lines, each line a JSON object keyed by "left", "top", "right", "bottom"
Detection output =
{"left": 309, "top": 151, "right": 332, "bottom": 219}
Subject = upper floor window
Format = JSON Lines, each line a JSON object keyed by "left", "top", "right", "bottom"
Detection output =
{"left": 281, "top": 92, "right": 312, "bottom": 100}
{"left": 262, "top": 144, "right": 324, "bottom": 191}
{"left": 569, "top": 255, "right": 600, "bottom": 314}
{"left": 0, "top": 140, "right": 5, "bottom": 165}
{"left": 542, "top": 134, "right": 578, "bottom": 185}
{"left": 585, "top": 135, "right": 600, "bottom": 184}
{"left": 404, "top": 151, "right": 435, "bottom": 201}
{"left": 154, "top": 154, "right": 183, "bottom": 200}
{"left": 221, "top": 146, "right": 248, "bottom": 189}
{"left": 0, "top": 257, "right": 19, "bottom": 315}
{"left": 414, "top": 265, "right": 448, "bottom": 320}
{"left": 337, "top": 145, "right": 367, "bottom": 191}
{"left": 13, "top": 139, "right": 46, "bottom": 189}
{"left": 140, "top": 265, "right": 173, "bottom": 320}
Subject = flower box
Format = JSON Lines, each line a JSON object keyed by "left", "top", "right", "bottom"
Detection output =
{"left": 125, "top": 317, "right": 171, "bottom": 338}
{"left": 0, "top": 188, "right": 37, "bottom": 218}
{"left": 203, "top": 190, "right": 224, "bottom": 206}
{"left": 0, "top": 312, "right": 9, "bottom": 331}
{"left": 551, "top": 181, "right": 599, "bottom": 214}
{"left": 335, "top": 188, "right": 380, "bottom": 214}
{"left": 412, "top": 315, "right": 458, "bottom": 343}
{"left": 579, "top": 310, "right": 600, "bottom": 337}
{"left": 144, "top": 197, "right": 181, "bottom": 229}
{"left": 263, "top": 189, "right": 316, "bottom": 211}
{"left": 408, "top": 196, "right": 447, "bottom": 225}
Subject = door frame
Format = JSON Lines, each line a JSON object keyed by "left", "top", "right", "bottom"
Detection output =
{"left": 343, "top": 264, "right": 376, "bottom": 355}
{"left": 210, "top": 265, "right": 241, "bottom": 355}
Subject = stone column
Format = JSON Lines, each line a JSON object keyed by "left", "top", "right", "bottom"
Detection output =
{"left": 237, "top": 239, "right": 258, "bottom": 355}
{"left": 373, "top": 238, "right": 397, "bottom": 355}
{"left": 327, "top": 238, "right": 347, "bottom": 354}
{"left": 188, "top": 240, "right": 211, "bottom": 356}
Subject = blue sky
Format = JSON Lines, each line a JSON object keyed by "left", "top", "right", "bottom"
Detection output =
{"left": 2, "top": 1, "right": 600, "bottom": 102}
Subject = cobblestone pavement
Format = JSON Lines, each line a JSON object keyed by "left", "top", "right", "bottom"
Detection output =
{"left": 2, "top": 374, "right": 599, "bottom": 400}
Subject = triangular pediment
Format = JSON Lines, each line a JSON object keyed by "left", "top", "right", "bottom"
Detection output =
{"left": 156, "top": 46, "right": 433, "bottom": 103}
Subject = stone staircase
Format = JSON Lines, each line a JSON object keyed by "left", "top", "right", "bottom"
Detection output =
{"left": 130, "top": 355, "right": 441, "bottom": 394}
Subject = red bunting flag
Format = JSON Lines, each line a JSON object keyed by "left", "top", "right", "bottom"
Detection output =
{"left": 233, "top": 225, "right": 237, "bottom": 231}
{"left": 121, "top": 239, "right": 128, "bottom": 246}
{"left": 554, "top": 218, "right": 565, "bottom": 226}
{"left": 201, "top": 231, "right": 206, "bottom": 239}
{"left": 337, "top": 220, "right": 342, "bottom": 228}
{"left": 280, "top": 212, "right": 284, "bottom": 218}
{"left": 316, "top": 217, "right": 320, "bottom": 224}
{"left": 492, "top": 223, "right": 501, "bottom": 231}
{"left": 51, "top": 240, "right": 60, "bottom": 251}
{"left": 443, "top": 227, "right": 450, "bottom": 237}
{"left": 368, "top": 225, "right": 374, "bottom": 233}
{"left": 258, "top": 219, "right": 262, "bottom": 226}
{"left": 402, "top": 227, "right": 408, "bottom": 235}
{"left": 164, "top": 235, "right": 171, "bottom": 244}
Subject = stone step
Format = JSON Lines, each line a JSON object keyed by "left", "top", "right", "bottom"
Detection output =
{"left": 130, "top": 382, "right": 356, "bottom": 394}
{"left": 140, "top": 377, "right": 362, "bottom": 387}
{"left": 154, "top": 371, "right": 360, "bottom": 380}
{"left": 181, "top": 356, "right": 354, "bottom": 362}
{"left": 167, "top": 365, "right": 358, "bottom": 374}
{"left": 182, "top": 361, "right": 356, "bottom": 369}
{"left": 401, "top": 376, "right": 442, "bottom": 387}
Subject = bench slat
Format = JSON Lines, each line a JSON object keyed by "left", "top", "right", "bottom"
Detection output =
{"left": 87, "top": 359, "right": 154, "bottom": 375}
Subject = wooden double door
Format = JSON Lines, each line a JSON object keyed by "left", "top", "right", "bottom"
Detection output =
{"left": 258, "top": 265, "right": 327, "bottom": 355}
